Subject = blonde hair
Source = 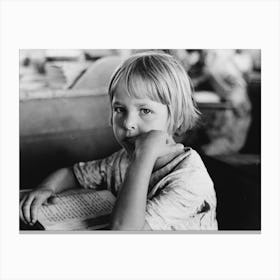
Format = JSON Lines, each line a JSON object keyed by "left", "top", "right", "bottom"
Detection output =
{"left": 108, "top": 51, "right": 200, "bottom": 136}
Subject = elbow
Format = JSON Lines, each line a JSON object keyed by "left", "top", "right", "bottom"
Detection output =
{"left": 110, "top": 222, "right": 125, "bottom": 231}
{"left": 109, "top": 219, "right": 120, "bottom": 230}
{"left": 109, "top": 219, "right": 144, "bottom": 231}
{"left": 109, "top": 221, "right": 130, "bottom": 231}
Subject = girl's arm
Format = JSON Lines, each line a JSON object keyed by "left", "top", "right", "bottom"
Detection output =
{"left": 110, "top": 150, "right": 156, "bottom": 230}
{"left": 37, "top": 167, "right": 81, "bottom": 193}
{"left": 110, "top": 131, "right": 184, "bottom": 230}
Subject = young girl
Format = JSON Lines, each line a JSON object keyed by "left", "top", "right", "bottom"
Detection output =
{"left": 20, "top": 51, "right": 218, "bottom": 230}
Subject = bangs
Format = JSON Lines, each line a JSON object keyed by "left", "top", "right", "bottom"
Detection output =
{"left": 126, "top": 73, "right": 170, "bottom": 105}
{"left": 109, "top": 56, "right": 171, "bottom": 106}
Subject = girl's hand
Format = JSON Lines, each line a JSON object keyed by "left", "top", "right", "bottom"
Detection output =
{"left": 134, "top": 130, "right": 184, "bottom": 161}
{"left": 20, "top": 188, "right": 57, "bottom": 225}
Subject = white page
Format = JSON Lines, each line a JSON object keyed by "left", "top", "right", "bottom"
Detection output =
{"left": 37, "top": 189, "right": 116, "bottom": 230}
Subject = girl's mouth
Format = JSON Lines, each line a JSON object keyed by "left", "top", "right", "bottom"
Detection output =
{"left": 124, "top": 137, "right": 136, "bottom": 144}
{"left": 124, "top": 134, "right": 138, "bottom": 143}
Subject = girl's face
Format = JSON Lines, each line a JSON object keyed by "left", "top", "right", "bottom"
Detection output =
{"left": 111, "top": 83, "right": 169, "bottom": 154}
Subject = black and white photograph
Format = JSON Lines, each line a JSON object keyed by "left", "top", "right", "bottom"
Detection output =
{"left": 1, "top": 1, "right": 280, "bottom": 280}
{"left": 19, "top": 49, "right": 261, "bottom": 232}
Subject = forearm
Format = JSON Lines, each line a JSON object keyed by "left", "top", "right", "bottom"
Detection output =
{"left": 37, "top": 167, "right": 81, "bottom": 194}
{"left": 110, "top": 151, "right": 156, "bottom": 230}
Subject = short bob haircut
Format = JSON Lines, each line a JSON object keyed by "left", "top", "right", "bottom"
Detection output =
{"left": 108, "top": 51, "right": 200, "bottom": 136}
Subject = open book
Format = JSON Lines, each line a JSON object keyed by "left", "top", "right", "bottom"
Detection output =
{"left": 20, "top": 189, "right": 116, "bottom": 230}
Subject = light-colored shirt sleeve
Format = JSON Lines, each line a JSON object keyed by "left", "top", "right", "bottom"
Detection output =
{"left": 73, "top": 150, "right": 124, "bottom": 191}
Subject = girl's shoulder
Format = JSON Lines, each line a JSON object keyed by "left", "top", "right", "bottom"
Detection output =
{"left": 168, "top": 147, "right": 207, "bottom": 172}
{"left": 172, "top": 147, "right": 215, "bottom": 195}
{"left": 148, "top": 147, "right": 215, "bottom": 198}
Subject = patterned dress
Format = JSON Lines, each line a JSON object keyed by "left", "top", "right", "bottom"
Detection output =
{"left": 73, "top": 147, "right": 218, "bottom": 230}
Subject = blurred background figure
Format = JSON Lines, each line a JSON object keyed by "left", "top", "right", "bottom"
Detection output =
{"left": 196, "top": 49, "right": 252, "bottom": 156}
{"left": 170, "top": 49, "right": 260, "bottom": 156}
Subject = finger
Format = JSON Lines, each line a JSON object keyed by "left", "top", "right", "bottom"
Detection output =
{"left": 176, "top": 143, "right": 185, "bottom": 150}
{"left": 42, "top": 193, "right": 59, "bottom": 205}
{"left": 170, "top": 143, "right": 184, "bottom": 153}
{"left": 42, "top": 194, "right": 52, "bottom": 205}
{"left": 22, "top": 195, "right": 35, "bottom": 224}
{"left": 177, "top": 143, "right": 185, "bottom": 152}
{"left": 30, "top": 196, "right": 46, "bottom": 224}
{"left": 19, "top": 195, "right": 28, "bottom": 224}
{"left": 48, "top": 195, "right": 60, "bottom": 205}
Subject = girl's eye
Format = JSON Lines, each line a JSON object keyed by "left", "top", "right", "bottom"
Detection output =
{"left": 114, "top": 107, "right": 125, "bottom": 113}
{"left": 140, "top": 108, "right": 151, "bottom": 115}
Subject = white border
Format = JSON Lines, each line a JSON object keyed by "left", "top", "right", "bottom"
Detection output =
{"left": 1, "top": 1, "right": 280, "bottom": 280}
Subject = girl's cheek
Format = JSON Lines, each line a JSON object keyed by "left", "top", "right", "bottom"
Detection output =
{"left": 114, "top": 119, "right": 123, "bottom": 129}
{"left": 113, "top": 119, "right": 124, "bottom": 137}
{"left": 112, "top": 115, "right": 120, "bottom": 125}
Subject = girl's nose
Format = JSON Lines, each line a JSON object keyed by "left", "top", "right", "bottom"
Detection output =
{"left": 123, "top": 114, "right": 137, "bottom": 131}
